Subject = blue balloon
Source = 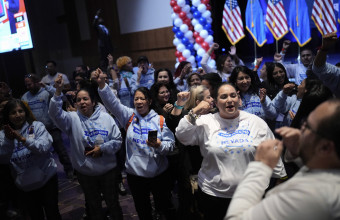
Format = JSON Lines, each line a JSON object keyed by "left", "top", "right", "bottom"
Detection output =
{"left": 172, "top": 26, "right": 179, "bottom": 34}
{"left": 191, "top": 6, "right": 197, "bottom": 13}
{"left": 186, "top": 43, "right": 194, "bottom": 50}
{"left": 196, "top": 55, "right": 202, "bottom": 62}
{"left": 176, "top": 31, "right": 184, "bottom": 39}
{"left": 182, "top": 37, "right": 190, "bottom": 45}
{"left": 204, "top": 23, "right": 211, "bottom": 30}
{"left": 199, "top": 17, "right": 207, "bottom": 25}
{"left": 208, "top": 29, "right": 214, "bottom": 35}
{"left": 193, "top": 11, "right": 201, "bottom": 19}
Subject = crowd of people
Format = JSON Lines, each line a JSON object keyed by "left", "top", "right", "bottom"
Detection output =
{"left": 0, "top": 30, "right": 340, "bottom": 220}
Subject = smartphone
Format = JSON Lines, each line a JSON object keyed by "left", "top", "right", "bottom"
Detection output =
{"left": 148, "top": 130, "right": 157, "bottom": 142}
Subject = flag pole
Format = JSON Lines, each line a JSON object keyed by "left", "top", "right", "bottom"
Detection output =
{"left": 276, "top": 40, "right": 278, "bottom": 54}
{"left": 254, "top": 40, "right": 257, "bottom": 67}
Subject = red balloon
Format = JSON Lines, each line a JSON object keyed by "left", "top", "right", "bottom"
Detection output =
{"left": 179, "top": 56, "right": 186, "bottom": 62}
{"left": 173, "top": 5, "right": 181, "bottom": 13}
{"left": 175, "top": 51, "right": 182, "bottom": 58}
{"left": 184, "top": 18, "right": 191, "bottom": 25}
{"left": 196, "top": 36, "right": 204, "bottom": 44}
{"left": 202, "top": 42, "right": 210, "bottom": 51}
{"left": 189, "top": 26, "right": 194, "bottom": 31}
{"left": 193, "top": 31, "right": 199, "bottom": 38}
{"left": 206, "top": 4, "right": 211, "bottom": 10}
{"left": 202, "top": 0, "right": 210, "bottom": 4}
{"left": 170, "top": 0, "right": 177, "bottom": 7}
{"left": 179, "top": 11, "right": 187, "bottom": 19}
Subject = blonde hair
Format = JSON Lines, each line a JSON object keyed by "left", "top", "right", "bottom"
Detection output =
{"left": 184, "top": 85, "right": 208, "bottom": 110}
{"left": 116, "top": 56, "right": 132, "bottom": 69}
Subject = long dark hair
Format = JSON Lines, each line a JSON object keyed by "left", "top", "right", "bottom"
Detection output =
{"left": 266, "top": 62, "right": 290, "bottom": 89}
{"left": 290, "top": 78, "right": 333, "bottom": 129}
{"left": 229, "top": 66, "right": 260, "bottom": 96}
{"left": 154, "top": 68, "right": 175, "bottom": 86}
{"left": 2, "top": 99, "right": 35, "bottom": 127}
{"left": 150, "top": 82, "right": 175, "bottom": 115}
{"left": 174, "top": 61, "right": 190, "bottom": 78}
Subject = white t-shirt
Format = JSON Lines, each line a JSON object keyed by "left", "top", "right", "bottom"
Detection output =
{"left": 176, "top": 111, "right": 286, "bottom": 198}
{"left": 41, "top": 72, "right": 70, "bottom": 86}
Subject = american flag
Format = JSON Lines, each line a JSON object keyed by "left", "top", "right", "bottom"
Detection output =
{"left": 311, "top": 0, "right": 337, "bottom": 35}
{"left": 265, "top": 0, "right": 288, "bottom": 40}
{"left": 222, "top": 0, "right": 245, "bottom": 45}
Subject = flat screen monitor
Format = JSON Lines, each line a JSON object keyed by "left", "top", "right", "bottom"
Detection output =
{"left": 0, "top": 0, "right": 33, "bottom": 53}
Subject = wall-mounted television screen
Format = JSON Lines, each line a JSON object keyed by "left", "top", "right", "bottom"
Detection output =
{"left": 0, "top": 0, "right": 33, "bottom": 53}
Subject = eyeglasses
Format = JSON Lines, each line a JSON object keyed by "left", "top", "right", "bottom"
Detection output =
{"left": 301, "top": 119, "right": 326, "bottom": 139}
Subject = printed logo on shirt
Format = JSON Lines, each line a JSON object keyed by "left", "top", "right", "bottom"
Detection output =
{"left": 84, "top": 129, "right": 108, "bottom": 137}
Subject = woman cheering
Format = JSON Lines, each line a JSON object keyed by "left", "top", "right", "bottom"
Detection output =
{"left": 48, "top": 74, "right": 123, "bottom": 220}
{"left": 175, "top": 83, "right": 286, "bottom": 220}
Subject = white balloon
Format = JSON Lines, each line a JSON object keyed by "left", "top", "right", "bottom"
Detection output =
{"left": 180, "top": 24, "right": 189, "bottom": 33}
{"left": 202, "top": 10, "right": 211, "bottom": 18}
{"left": 197, "top": 48, "right": 205, "bottom": 57}
{"left": 177, "top": 0, "right": 186, "bottom": 7}
{"left": 207, "top": 17, "right": 212, "bottom": 24}
{"left": 182, "top": 49, "right": 191, "bottom": 58}
{"left": 194, "top": 24, "right": 203, "bottom": 32}
{"left": 192, "top": 0, "right": 200, "bottom": 7}
{"left": 174, "top": 18, "right": 183, "bottom": 27}
{"left": 205, "top": 35, "right": 214, "bottom": 44}
{"left": 183, "top": 5, "right": 190, "bottom": 13}
{"left": 175, "top": 62, "right": 179, "bottom": 69}
{"left": 184, "top": 31, "right": 193, "bottom": 39}
{"left": 171, "top": 12, "right": 177, "bottom": 20}
{"left": 187, "top": 13, "right": 193, "bottom": 19}
{"left": 200, "top": 30, "right": 209, "bottom": 39}
{"left": 191, "top": 19, "right": 198, "bottom": 26}
{"left": 177, "top": 43, "right": 185, "bottom": 52}
{"left": 194, "top": 43, "right": 200, "bottom": 50}
{"left": 197, "top": 4, "right": 207, "bottom": 13}
{"left": 173, "top": 38, "right": 181, "bottom": 46}
{"left": 189, "top": 38, "right": 195, "bottom": 44}
{"left": 187, "top": 55, "right": 195, "bottom": 63}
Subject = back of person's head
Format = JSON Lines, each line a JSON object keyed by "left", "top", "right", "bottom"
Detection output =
{"left": 184, "top": 85, "right": 208, "bottom": 110}
{"left": 291, "top": 78, "right": 333, "bottom": 128}
{"left": 201, "top": 73, "right": 222, "bottom": 99}
{"left": 315, "top": 99, "right": 340, "bottom": 158}
{"left": 335, "top": 62, "right": 340, "bottom": 68}
{"left": 229, "top": 65, "right": 260, "bottom": 95}
{"left": 2, "top": 99, "right": 35, "bottom": 126}
{"left": 174, "top": 61, "right": 190, "bottom": 78}
{"left": 137, "top": 56, "right": 149, "bottom": 65}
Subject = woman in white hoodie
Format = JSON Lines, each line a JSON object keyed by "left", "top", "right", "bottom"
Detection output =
{"left": 175, "top": 83, "right": 286, "bottom": 220}
{"left": 48, "top": 74, "right": 123, "bottom": 220}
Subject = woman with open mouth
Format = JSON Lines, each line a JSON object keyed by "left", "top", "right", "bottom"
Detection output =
{"left": 96, "top": 70, "right": 176, "bottom": 220}
{"left": 229, "top": 66, "right": 273, "bottom": 120}
{"left": 175, "top": 83, "right": 286, "bottom": 220}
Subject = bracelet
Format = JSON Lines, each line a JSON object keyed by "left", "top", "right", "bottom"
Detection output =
{"left": 174, "top": 101, "right": 184, "bottom": 109}
{"left": 188, "top": 109, "right": 200, "bottom": 124}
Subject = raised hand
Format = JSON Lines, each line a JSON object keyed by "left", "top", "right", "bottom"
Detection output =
{"left": 54, "top": 74, "right": 64, "bottom": 96}
{"left": 255, "top": 139, "right": 283, "bottom": 169}
{"left": 282, "top": 40, "right": 291, "bottom": 50}
{"left": 275, "top": 126, "right": 301, "bottom": 158}
{"left": 282, "top": 83, "right": 296, "bottom": 94}
{"left": 192, "top": 100, "right": 212, "bottom": 115}
{"left": 176, "top": 91, "right": 190, "bottom": 106}
{"left": 256, "top": 57, "right": 263, "bottom": 67}
{"left": 259, "top": 88, "right": 267, "bottom": 103}
{"left": 274, "top": 52, "right": 282, "bottom": 62}
{"left": 107, "top": 54, "right": 114, "bottom": 67}
{"left": 163, "top": 103, "right": 174, "bottom": 113}
{"left": 321, "top": 32, "right": 338, "bottom": 51}
{"left": 229, "top": 45, "right": 236, "bottom": 56}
